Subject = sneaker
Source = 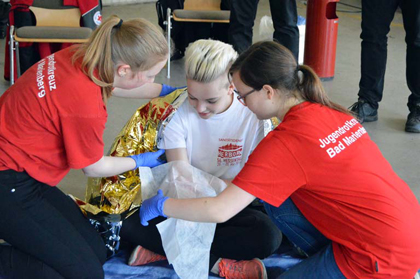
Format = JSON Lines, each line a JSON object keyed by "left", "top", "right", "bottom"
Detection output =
{"left": 349, "top": 99, "right": 378, "bottom": 123}
{"left": 405, "top": 105, "right": 420, "bottom": 133}
{"left": 218, "top": 258, "right": 267, "bottom": 279}
{"left": 127, "top": 245, "right": 166, "bottom": 266}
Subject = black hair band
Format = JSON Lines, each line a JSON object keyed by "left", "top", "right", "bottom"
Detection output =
{"left": 114, "top": 19, "right": 123, "bottom": 29}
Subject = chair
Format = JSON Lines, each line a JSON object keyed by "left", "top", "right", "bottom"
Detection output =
{"left": 9, "top": 0, "right": 92, "bottom": 85}
{"left": 165, "top": 0, "right": 230, "bottom": 78}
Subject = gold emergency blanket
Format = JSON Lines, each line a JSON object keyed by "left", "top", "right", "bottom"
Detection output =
{"left": 83, "top": 88, "right": 188, "bottom": 215}
{"left": 81, "top": 87, "right": 279, "bottom": 217}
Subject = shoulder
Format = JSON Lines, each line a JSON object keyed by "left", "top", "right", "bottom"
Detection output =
{"left": 234, "top": 102, "right": 260, "bottom": 124}
{"left": 177, "top": 97, "right": 196, "bottom": 117}
{"left": 254, "top": 129, "right": 288, "bottom": 156}
{"left": 53, "top": 73, "right": 103, "bottom": 117}
{"left": 166, "top": 99, "right": 192, "bottom": 128}
{"left": 232, "top": 98, "right": 253, "bottom": 116}
{"left": 54, "top": 49, "right": 101, "bottom": 98}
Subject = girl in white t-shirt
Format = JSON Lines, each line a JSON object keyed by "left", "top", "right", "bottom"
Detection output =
{"left": 119, "top": 40, "right": 281, "bottom": 279}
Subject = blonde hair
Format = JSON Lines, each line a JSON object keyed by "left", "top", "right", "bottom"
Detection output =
{"left": 73, "top": 15, "right": 168, "bottom": 104}
{"left": 184, "top": 39, "right": 237, "bottom": 84}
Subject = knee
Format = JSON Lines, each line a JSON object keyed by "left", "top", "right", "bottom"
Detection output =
{"left": 76, "top": 259, "right": 104, "bottom": 279}
{"left": 88, "top": 264, "right": 104, "bottom": 279}
{"left": 360, "top": 30, "right": 388, "bottom": 46}
{"left": 253, "top": 214, "right": 283, "bottom": 258}
{"left": 406, "top": 33, "right": 420, "bottom": 48}
{"left": 360, "top": 23, "right": 389, "bottom": 46}
{"left": 414, "top": 38, "right": 420, "bottom": 48}
{"left": 64, "top": 246, "right": 105, "bottom": 279}
{"left": 47, "top": 257, "right": 104, "bottom": 279}
{"left": 87, "top": 231, "right": 108, "bottom": 265}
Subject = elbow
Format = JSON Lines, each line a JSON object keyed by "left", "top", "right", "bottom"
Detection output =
{"left": 210, "top": 206, "right": 234, "bottom": 223}
{"left": 82, "top": 168, "right": 97, "bottom": 177}
{"left": 204, "top": 196, "right": 237, "bottom": 223}
{"left": 82, "top": 164, "right": 102, "bottom": 177}
{"left": 213, "top": 214, "right": 231, "bottom": 223}
{"left": 82, "top": 156, "right": 105, "bottom": 177}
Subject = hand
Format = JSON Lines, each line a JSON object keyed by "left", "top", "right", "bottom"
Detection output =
{"left": 129, "top": 149, "right": 166, "bottom": 169}
{"left": 140, "top": 189, "right": 169, "bottom": 226}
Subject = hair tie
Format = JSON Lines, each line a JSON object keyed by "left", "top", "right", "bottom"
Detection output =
{"left": 114, "top": 19, "right": 123, "bottom": 29}
{"left": 296, "top": 65, "right": 300, "bottom": 72}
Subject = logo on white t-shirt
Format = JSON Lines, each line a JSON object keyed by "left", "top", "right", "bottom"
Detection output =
{"left": 217, "top": 143, "right": 243, "bottom": 166}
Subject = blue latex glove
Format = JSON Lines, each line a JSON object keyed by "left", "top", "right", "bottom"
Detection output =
{"left": 129, "top": 149, "right": 166, "bottom": 169}
{"left": 140, "top": 189, "right": 169, "bottom": 226}
{"left": 159, "top": 84, "right": 186, "bottom": 96}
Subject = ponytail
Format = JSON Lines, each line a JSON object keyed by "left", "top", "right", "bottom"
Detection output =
{"left": 298, "top": 65, "right": 350, "bottom": 115}
{"left": 73, "top": 15, "right": 168, "bottom": 104}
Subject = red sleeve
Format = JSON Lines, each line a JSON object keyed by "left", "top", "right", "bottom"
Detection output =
{"left": 232, "top": 132, "right": 306, "bottom": 207}
{"left": 60, "top": 115, "right": 106, "bottom": 169}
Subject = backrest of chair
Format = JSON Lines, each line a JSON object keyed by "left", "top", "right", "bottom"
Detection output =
{"left": 29, "top": 6, "right": 82, "bottom": 27}
{"left": 183, "top": 0, "right": 221, "bottom": 11}
{"left": 32, "top": 0, "right": 66, "bottom": 9}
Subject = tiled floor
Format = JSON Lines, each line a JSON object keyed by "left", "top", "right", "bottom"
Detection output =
{"left": 0, "top": 0, "right": 418, "bottom": 201}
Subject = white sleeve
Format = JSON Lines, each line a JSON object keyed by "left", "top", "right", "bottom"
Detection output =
{"left": 157, "top": 107, "right": 188, "bottom": 150}
{"left": 249, "top": 120, "right": 265, "bottom": 153}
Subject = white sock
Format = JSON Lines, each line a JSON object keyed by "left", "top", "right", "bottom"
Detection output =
{"left": 210, "top": 258, "right": 222, "bottom": 274}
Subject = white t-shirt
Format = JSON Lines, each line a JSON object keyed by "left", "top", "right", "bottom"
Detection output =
{"left": 158, "top": 92, "right": 265, "bottom": 180}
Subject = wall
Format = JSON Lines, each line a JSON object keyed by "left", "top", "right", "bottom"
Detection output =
{"left": 102, "top": 0, "right": 155, "bottom": 6}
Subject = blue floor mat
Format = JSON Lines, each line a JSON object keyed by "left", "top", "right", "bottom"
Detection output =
{"left": 104, "top": 250, "right": 302, "bottom": 279}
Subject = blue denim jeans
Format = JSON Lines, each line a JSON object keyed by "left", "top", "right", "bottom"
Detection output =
{"left": 264, "top": 198, "right": 345, "bottom": 278}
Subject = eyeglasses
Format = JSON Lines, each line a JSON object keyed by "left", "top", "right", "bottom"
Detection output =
{"left": 234, "top": 88, "right": 256, "bottom": 106}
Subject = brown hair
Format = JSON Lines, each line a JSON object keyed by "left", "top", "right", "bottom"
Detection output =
{"left": 230, "top": 41, "right": 350, "bottom": 115}
{"left": 72, "top": 15, "right": 168, "bottom": 104}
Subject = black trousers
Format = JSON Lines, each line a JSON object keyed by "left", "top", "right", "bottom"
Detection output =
{"left": 228, "top": 0, "right": 299, "bottom": 59}
{"left": 121, "top": 206, "right": 282, "bottom": 269}
{"left": 0, "top": 170, "right": 106, "bottom": 279}
{"left": 169, "top": 0, "right": 231, "bottom": 53}
{"left": 359, "top": 0, "right": 420, "bottom": 111}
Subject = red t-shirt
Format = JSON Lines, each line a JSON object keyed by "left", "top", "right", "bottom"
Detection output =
{"left": 233, "top": 102, "right": 420, "bottom": 278}
{"left": 0, "top": 47, "right": 107, "bottom": 186}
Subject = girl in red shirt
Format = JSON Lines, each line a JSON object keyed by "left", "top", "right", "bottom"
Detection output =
{"left": 0, "top": 16, "right": 168, "bottom": 278}
{"left": 140, "top": 41, "right": 420, "bottom": 278}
